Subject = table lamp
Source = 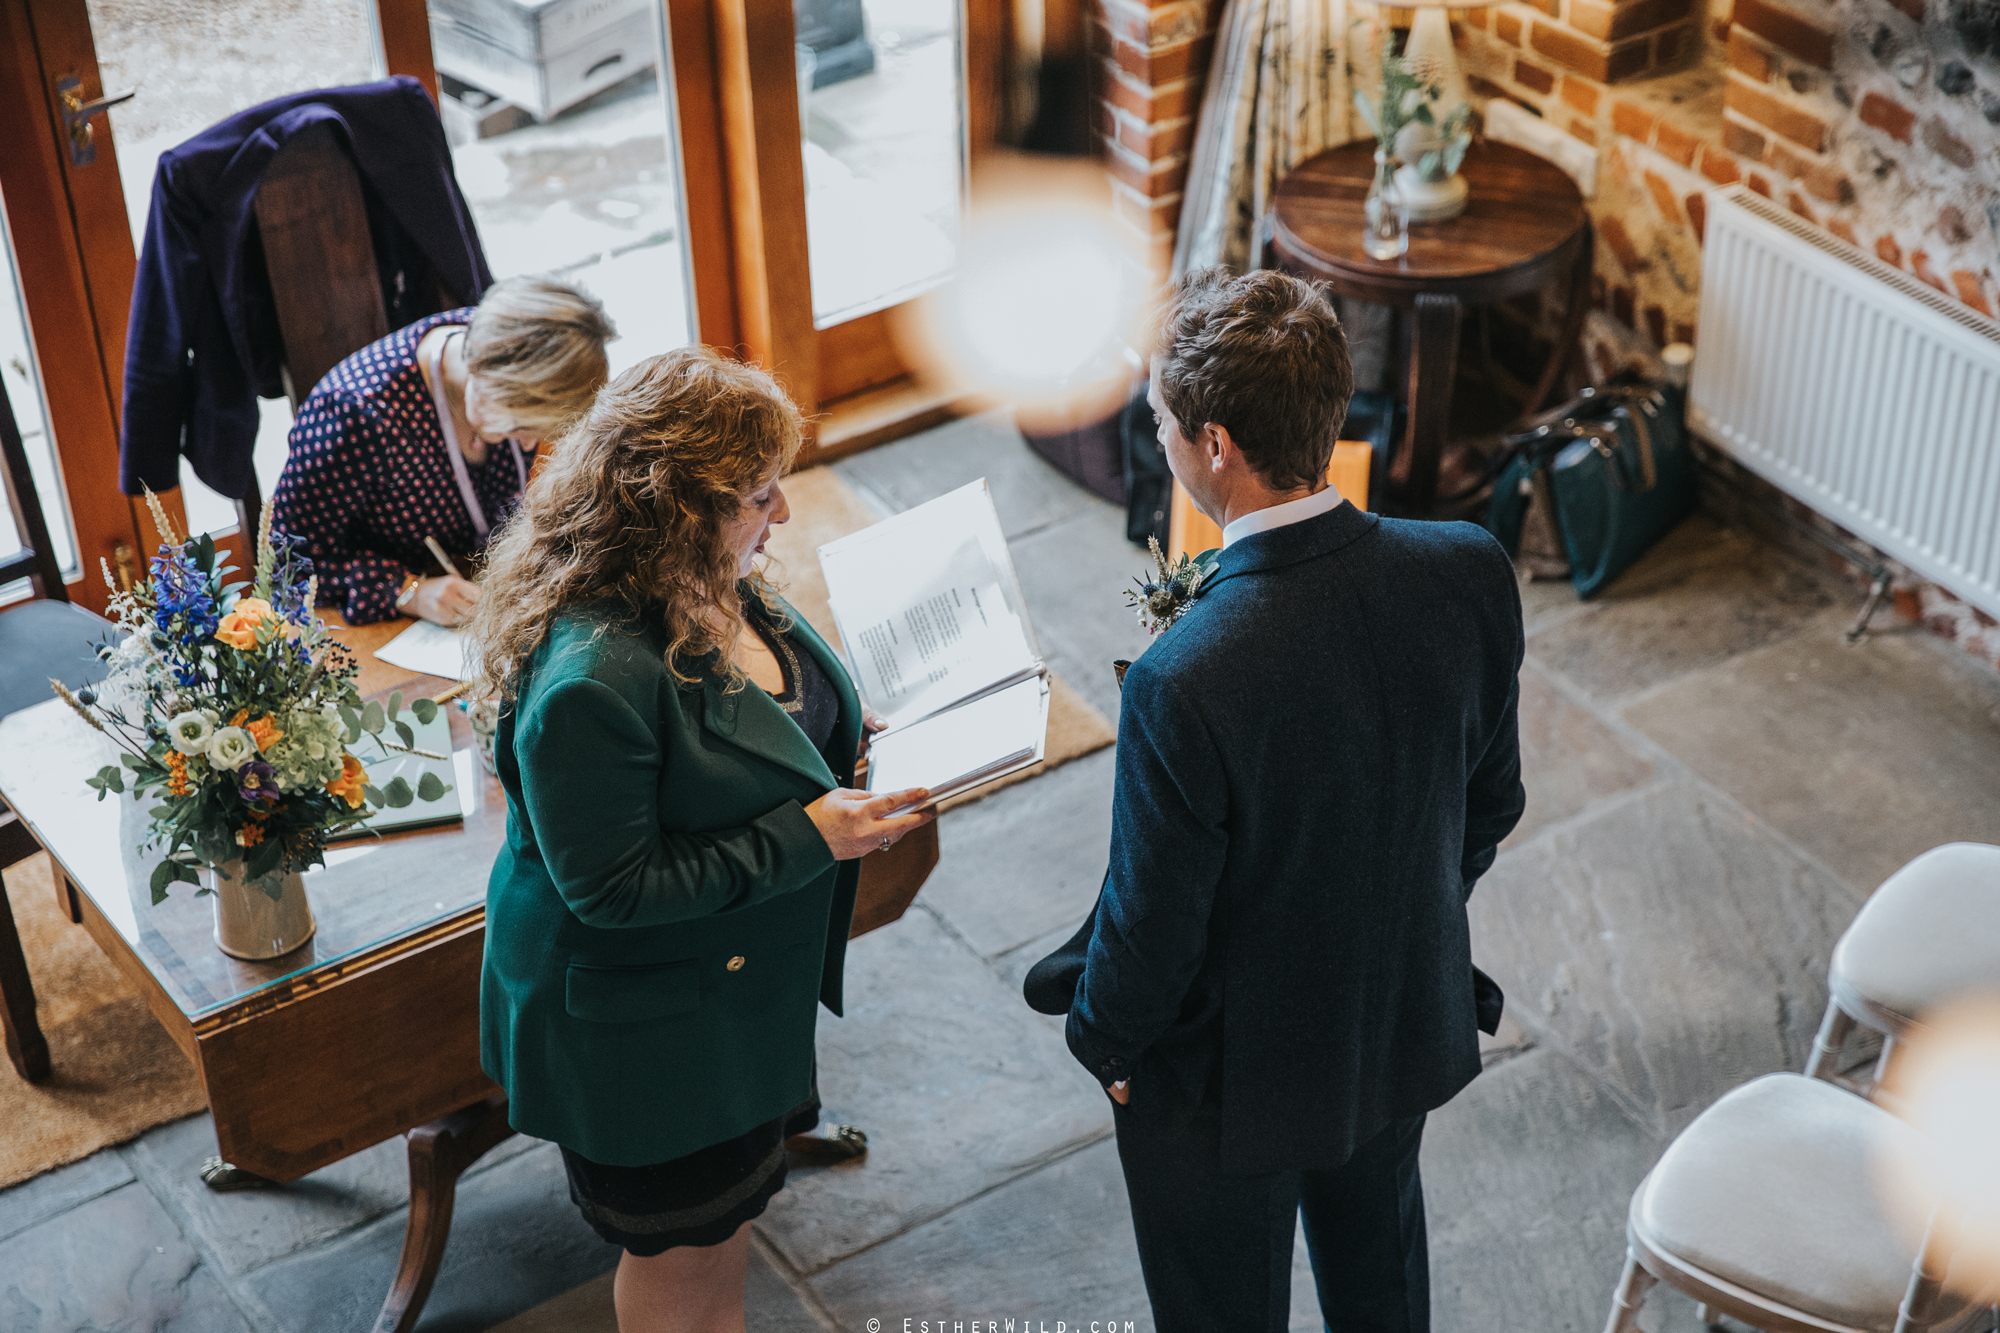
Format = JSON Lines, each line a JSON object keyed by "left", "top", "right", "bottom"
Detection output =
{"left": 1382, "top": 0, "right": 1484, "bottom": 221}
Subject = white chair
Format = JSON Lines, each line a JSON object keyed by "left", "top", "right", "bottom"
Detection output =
{"left": 1808, "top": 843, "right": 2000, "bottom": 1093}
{"left": 1604, "top": 1073, "right": 1993, "bottom": 1333}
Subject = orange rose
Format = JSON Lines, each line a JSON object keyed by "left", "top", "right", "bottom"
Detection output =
{"left": 327, "top": 752, "right": 367, "bottom": 809}
{"left": 214, "top": 597, "right": 277, "bottom": 650}
{"left": 244, "top": 714, "right": 284, "bottom": 752}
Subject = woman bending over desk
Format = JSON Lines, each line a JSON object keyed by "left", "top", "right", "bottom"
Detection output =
{"left": 467, "top": 347, "right": 931, "bottom": 1333}
{"left": 270, "top": 276, "right": 614, "bottom": 626}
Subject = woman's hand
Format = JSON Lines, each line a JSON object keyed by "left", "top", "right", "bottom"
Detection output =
{"left": 856, "top": 707, "right": 888, "bottom": 757}
{"left": 805, "top": 787, "right": 933, "bottom": 861}
{"left": 407, "top": 575, "right": 482, "bottom": 627}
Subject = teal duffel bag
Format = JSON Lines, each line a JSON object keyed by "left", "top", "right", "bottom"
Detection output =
{"left": 1484, "top": 377, "right": 1694, "bottom": 599}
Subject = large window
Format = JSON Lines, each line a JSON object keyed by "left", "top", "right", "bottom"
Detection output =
{"left": 424, "top": 0, "right": 695, "bottom": 378}
{"left": 86, "top": 0, "right": 383, "bottom": 539}
{"left": 800, "top": 0, "right": 964, "bottom": 327}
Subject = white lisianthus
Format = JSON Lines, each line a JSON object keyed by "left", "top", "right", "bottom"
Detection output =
{"left": 205, "top": 726, "right": 257, "bottom": 772}
{"left": 166, "top": 710, "right": 216, "bottom": 755}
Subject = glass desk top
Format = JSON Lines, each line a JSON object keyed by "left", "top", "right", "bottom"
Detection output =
{"left": 0, "top": 688, "right": 505, "bottom": 1023}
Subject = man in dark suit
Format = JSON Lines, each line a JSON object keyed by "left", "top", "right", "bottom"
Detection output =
{"left": 1033, "top": 268, "right": 1524, "bottom": 1332}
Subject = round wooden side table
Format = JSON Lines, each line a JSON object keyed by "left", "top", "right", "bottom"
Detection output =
{"left": 1268, "top": 139, "right": 1592, "bottom": 515}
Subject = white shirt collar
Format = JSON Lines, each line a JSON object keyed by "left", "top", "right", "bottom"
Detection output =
{"left": 1220, "top": 485, "right": 1346, "bottom": 548}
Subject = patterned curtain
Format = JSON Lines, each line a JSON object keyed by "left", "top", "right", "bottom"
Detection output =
{"left": 1172, "top": 0, "right": 1395, "bottom": 388}
{"left": 1173, "top": 0, "right": 1361, "bottom": 275}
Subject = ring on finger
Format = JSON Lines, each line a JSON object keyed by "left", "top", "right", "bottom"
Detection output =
{"left": 879, "top": 835, "right": 892, "bottom": 852}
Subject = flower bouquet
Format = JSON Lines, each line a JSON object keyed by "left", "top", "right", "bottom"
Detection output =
{"left": 52, "top": 498, "right": 452, "bottom": 957}
{"left": 1123, "top": 537, "right": 1220, "bottom": 636}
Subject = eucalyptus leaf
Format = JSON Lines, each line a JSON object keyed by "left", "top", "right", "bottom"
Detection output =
{"left": 363, "top": 784, "right": 386, "bottom": 807}
{"left": 387, "top": 691, "right": 403, "bottom": 723}
{"left": 245, "top": 837, "right": 284, "bottom": 881}
{"left": 411, "top": 697, "right": 438, "bottom": 725}
{"left": 149, "top": 859, "right": 179, "bottom": 905}
{"left": 120, "top": 752, "right": 147, "bottom": 770}
{"left": 1443, "top": 135, "right": 1471, "bottom": 175}
{"left": 394, "top": 720, "right": 415, "bottom": 749}
{"left": 1353, "top": 88, "right": 1379, "bottom": 134}
{"left": 383, "top": 776, "right": 415, "bottom": 809}
{"left": 338, "top": 705, "right": 363, "bottom": 744}
{"left": 361, "top": 701, "right": 385, "bottom": 735}
{"left": 1419, "top": 149, "right": 1443, "bottom": 178}
{"left": 415, "top": 771, "right": 450, "bottom": 802}
{"left": 1414, "top": 102, "right": 1435, "bottom": 125}
{"left": 194, "top": 534, "right": 216, "bottom": 573}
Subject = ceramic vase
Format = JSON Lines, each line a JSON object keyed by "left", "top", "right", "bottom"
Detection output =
{"left": 207, "top": 859, "right": 316, "bottom": 960}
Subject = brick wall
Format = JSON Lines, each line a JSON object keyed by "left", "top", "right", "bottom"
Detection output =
{"left": 1083, "top": 0, "right": 2000, "bottom": 664}
{"left": 1090, "top": 0, "right": 1225, "bottom": 263}
{"left": 1460, "top": 0, "right": 2000, "bottom": 665}
{"left": 1461, "top": 0, "right": 2000, "bottom": 337}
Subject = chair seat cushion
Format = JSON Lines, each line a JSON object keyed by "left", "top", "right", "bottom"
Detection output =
{"left": 1633, "top": 1073, "right": 1973, "bottom": 1332}
{"left": 1835, "top": 843, "right": 2000, "bottom": 1024}
{"left": 0, "top": 599, "right": 111, "bottom": 720}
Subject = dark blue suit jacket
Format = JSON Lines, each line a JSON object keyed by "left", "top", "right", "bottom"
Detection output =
{"left": 1055, "top": 501, "right": 1524, "bottom": 1175}
{"left": 120, "top": 76, "right": 492, "bottom": 500}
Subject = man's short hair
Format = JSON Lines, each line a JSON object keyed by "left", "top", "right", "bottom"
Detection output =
{"left": 1153, "top": 268, "right": 1355, "bottom": 493}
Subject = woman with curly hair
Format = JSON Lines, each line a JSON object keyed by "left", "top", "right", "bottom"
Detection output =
{"left": 468, "top": 347, "right": 931, "bottom": 1332}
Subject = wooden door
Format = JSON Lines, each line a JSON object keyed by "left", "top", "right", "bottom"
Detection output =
{"left": 0, "top": 0, "right": 151, "bottom": 613}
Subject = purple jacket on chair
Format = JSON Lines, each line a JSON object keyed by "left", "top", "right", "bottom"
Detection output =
{"left": 118, "top": 75, "right": 493, "bottom": 500}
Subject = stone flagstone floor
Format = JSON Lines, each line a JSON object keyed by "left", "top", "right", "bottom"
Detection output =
{"left": 4, "top": 409, "right": 1999, "bottom": 1332}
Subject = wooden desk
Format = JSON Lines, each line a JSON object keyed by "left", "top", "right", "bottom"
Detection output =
{"left": 1267, "top": 140, "right": 1592, "bottom": 515}
{"left": 0, "top": 612, "right": 505, "bottom": 1333}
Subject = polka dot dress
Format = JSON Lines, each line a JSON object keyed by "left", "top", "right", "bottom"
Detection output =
{"left": 270, "top": 309, "right": 533, "bottom": 624}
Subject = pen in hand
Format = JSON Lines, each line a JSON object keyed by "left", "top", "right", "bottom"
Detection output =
{"left": 423, "top": 535, "right": 466, "bottom": 582}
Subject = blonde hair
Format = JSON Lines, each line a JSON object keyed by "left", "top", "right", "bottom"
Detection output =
{"left": 468, "top": 347, "right": 805, "bottom": 702}
{"left": 463, "top": 276, "right": 616, "bottom": 438}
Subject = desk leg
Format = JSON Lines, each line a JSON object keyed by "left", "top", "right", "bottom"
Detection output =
{"left": 1402, "top": 291, "right": 1463, "bottom": 514}
{"left": 0, "top": 863, "right": 51, "bottom": 1084}
{"left": 373, "top": 1093, "right": 516, "bottom": 1333}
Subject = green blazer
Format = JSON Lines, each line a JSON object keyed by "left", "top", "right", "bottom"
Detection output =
{"left": 480, "top": 596, "right": 863, "bottom": 1166}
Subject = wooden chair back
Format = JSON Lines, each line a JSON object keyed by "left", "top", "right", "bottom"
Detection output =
{"left": 0, "top": 376, "right": 67, "bottom": 604}
{"left": 239, "top": 120, "right": 391, "bottom": 536}
{"left": 1, "top": 373, "right": 107, "bottom": 875}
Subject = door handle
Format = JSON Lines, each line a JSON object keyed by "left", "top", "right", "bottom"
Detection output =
{"left": 56, "top": 76, "right": 136, "bottom": 167}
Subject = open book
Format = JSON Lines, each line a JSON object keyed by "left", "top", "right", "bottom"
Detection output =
{"left": 817, "top": 480, "right": 1050, "bottom": 807}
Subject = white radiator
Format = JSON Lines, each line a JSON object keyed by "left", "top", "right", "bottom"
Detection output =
{"left": 1689, "top": 187, "right": 2000, "bottom": 618}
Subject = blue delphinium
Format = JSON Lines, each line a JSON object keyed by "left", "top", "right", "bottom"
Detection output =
{"left": 150, "top": 546, "right": 218, "bottom": 684}
{"left": 151, "top": 546, "right": 216, "bottom": 636}
{"left": 268, "top": 531, "right": 317, "bottom": 625}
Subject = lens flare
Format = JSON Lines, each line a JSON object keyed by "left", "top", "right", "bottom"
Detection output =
{"left": 895, "top": 155, "right": 1151, "bottom": 431}
{"left": 1875, "top": 994, "right": 2000, "bottom": 1298}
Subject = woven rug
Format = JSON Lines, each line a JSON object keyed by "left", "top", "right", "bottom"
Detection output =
{"left": 765, "top": 466, "right": 1116, "bottom": 808}
{"left": 0, "top": 852, "right": 206, "bottom": 1189}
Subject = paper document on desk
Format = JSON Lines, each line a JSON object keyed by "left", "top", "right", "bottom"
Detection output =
{"left": 819, "top": 479, "right": 1048, "bottom": 805}
{"left": 374, "top": 621, "right": 480, "bottom": 683}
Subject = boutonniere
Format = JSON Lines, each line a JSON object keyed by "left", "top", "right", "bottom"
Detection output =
{"left": 1123, "top": 537, "right": 1221, "bottom": 637}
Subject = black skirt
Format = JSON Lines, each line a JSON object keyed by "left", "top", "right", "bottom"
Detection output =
{"left": 561, "top": 1097, "right": 820, "bottom": 1256}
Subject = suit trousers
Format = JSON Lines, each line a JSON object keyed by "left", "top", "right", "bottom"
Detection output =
{"left": 1114, "top": 1103, "right": 1429, "bottom": 1333}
